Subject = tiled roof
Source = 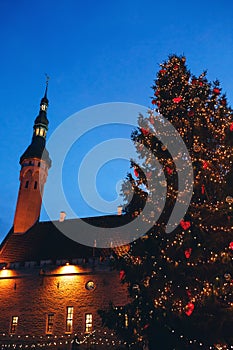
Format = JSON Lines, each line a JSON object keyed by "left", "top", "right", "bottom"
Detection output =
{"left": 0, "top": 215, "right": 131, "bottom": 264}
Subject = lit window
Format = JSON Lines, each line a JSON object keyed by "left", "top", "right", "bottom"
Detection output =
{"left": 36, "top": 128, "right": 40, "bottom": 136}
{"left": 39, "top": 128, "right": 44, "bottom": 137}
{"left": 85, "top": 313, "right": 92, "bottom": 333}
{"left": 66, "top": 307, "right": 73, "bottom": 333}
{"left": 10, "top": 316, "right": 18, "bottom": 334}
{"left": 25, "top": 180, "right": 29, "bottom": 188}
{"left": 46, "top": 314, "right": 54, "bottom": 334}
{"left": 41, "top": 104, "right": 47, "bottom": 111}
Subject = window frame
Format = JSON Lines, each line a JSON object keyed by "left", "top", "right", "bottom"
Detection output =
{"left": 85, "top": 313, "right": 93, "bottom": 333}
{"left": 10, "top": 316, "right": 18, "bottom": 334}
{"left": 65, "top": 306, "right": 74, "bottom": 333}
{"left": 46, "top": 313, "right": 54, "bottom": 334}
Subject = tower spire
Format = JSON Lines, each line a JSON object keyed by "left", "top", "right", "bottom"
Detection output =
{"left": 13, "top": 80, "right": 52, "bottom": 233}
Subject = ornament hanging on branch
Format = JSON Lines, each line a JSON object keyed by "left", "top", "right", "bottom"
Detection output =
{"left": 202, "top": 160, "right": 209, "bottom": 169}
{"left": 185, "top": 302, "right": 195, "bottom": 316}
{"left": 161, "top": 144, "right": 167, "bottom": 151}
{"left": 159, "top": 69, "right": 166, "bottom": 75}
{"left": 141, "top": 128, "right": 150, "bottom": 136}
{"left": 173, "top": 96, "right": 183, "bottom": 103}
{"left": 184, "top": 248, "right": 192, "bottom": 259}
{"left": 188, "top": 110, "right": 194, "bottom": 117}
{"left": 224, "top": 273, "right": 231, "bottom": 281}
{"left": 213, "top": 87, "right": 220, "bottom": 94}
{"left": 166, "top": 167, "right": 173, "bottom": 175}
{"left": 226, "top": 196, "right": 233, "bottom": 204}
{"left": 149, "top": 115, "right": 154, "bottom": 124}
{"left": 193, "top": 144, "right": 201, "bottom": 153}
{"left": 134, "top": 168, "right": 139, "bottom": 177}
{"left": 119, "top": 270, "right": 126, "bottom": 281}
{"left": 180, "top": 220, "right": 191, "bottom": 230}
{"left": 201, "top": 184, "right": 205, "bottom": 195}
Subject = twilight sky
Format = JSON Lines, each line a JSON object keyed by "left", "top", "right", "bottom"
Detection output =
{"left": 0, "top": 0, "right": 233, "bottom": 242}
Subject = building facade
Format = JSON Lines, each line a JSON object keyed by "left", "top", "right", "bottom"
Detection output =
{"left": 0, "top": 85, "right": 129, "bottom": 350}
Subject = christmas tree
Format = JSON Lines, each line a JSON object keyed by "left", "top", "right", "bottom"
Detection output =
{"left": 99, "top": 55, "right": 233, "bottom": 349}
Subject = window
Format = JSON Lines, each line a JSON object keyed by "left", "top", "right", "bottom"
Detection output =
{"left": 25, "top": 180, "right": 29, "bottom": 188}
{"left": 85, "top": 313, "right": 92, "bottom": 333}
{"left": 46, "top": 314, "right": 54, "bottom": 334}
{"left": 66, "top": 307, "right": 73, "bottom": 333}
{"left": 34, "top": 181, "right": 37, "bottom": 190}
{"left": 38, "top": 162, "right": 41, "bottom": 167}
{"left": 10, "top": 316, "right": 18, "bottom": 334}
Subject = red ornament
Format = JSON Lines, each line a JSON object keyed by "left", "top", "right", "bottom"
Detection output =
{"left": 213, "top": 87, "right": 220, "bottom": 94}
{"left": 221, "top": 99, "right": 226, "bottom": 106}
{"left": 188, "top": 110, "right": 194, "bottom": 117}
{"left": 230, "top": 122, "right": 233, "bottom": 132}
{"left": 157, "top": 101, "right": 161, "bottom": 107}
{"left": 119, "top": 270, "right": 126, "bottom": 281}
{"left": 184, "top": 248, "right": 192, "bottom": 259}
{"left": 149, "top": 116, "right": 154, "bottom": 124}
{"left": 201, "top": 184, "right": 205, "bottom": 195}
{"left": 186, "top": 290, "right": 192, "bottom": 298}
{"left": 229, "top": 241, "right": 233, "bottom": 250}
{"left": 159, "top": 69, "right": 166, "bottom": 75}
{"left": 151, "top": 99, "right": 157, "bottom": 105}
{"left": 141, "top": 128, "right": 149, "bottom": 136}
{"left": 166, "top": 167, "right": 173, "bottom": 175}
{"left": 154, "top": 90, "right": 159, "bottom": 96}
{"left": 199, "top": 81, "right": 203, "bottom": 86}
{"left": 180, "top": 220, "right": 191, "bottom": 230}
{"left": 143, "top": 324, "right": 150, "bottom": 330}
{"left": 173, "top": 96, "right": 183, "bottom": 103}
{"left": 185, "top": 302, "right": 195, "bottom": 316}
{"left": 173, "top": 64, "right": 179, "bottom": 70}
{"left": 203, "top": 160, "right": 208, "bottom": 169}
{"left": 134, "top": 168, "right": 139, "bottom": 177}
{"left": 191, "top": 78, "right": 197, "bottom": 85}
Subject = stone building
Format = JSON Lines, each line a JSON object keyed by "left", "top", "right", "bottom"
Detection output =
{"left": 0, "top": 84, "right": 130, "bottom": 350}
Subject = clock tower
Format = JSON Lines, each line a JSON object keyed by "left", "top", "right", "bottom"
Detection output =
{"left": 13, "top": 80, "right": 52, "bottom": 233}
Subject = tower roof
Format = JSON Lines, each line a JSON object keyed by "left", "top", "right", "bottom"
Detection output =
{"left": 20, "top": 79, "right": 51, "bottom": 167}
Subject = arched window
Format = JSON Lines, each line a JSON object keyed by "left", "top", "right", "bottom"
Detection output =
{"left": 34, "top": 181, "right": 38, "bottom": 190}
{"left": 25, "top": 180, "right": 29, "bottom": 189}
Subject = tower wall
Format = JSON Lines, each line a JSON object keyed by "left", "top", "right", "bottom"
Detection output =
{"left": 13, "top": 158, "right": 49, "bottom": 234}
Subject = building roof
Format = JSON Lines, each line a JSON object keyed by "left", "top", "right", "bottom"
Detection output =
{"left": 20, "top": 136, "right": 51, "bottom": 165}
{"left": 0, "top": 215, "right": 132, "bottom": 264}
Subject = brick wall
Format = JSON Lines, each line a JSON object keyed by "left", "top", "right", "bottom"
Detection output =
{"left": 0, "top": 262, "right": 129, "bottom": 349}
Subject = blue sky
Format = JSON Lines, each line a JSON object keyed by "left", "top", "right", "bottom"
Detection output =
{"left": 0, "top": 0, "right": 233, "bottom": 242}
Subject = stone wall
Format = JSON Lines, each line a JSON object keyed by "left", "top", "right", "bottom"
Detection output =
{"left": 0, "top": 261, "right": 129, "bottom": 349}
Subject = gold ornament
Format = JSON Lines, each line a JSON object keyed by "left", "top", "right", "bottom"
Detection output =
{"left": 193, "top": 144, "right": 201, "bottom": 152}
{"left": 226, "top": 196, "right": 233, "bottom": 204}
{"left": 161, "top": 144, "right": 167, "bottom": 151}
